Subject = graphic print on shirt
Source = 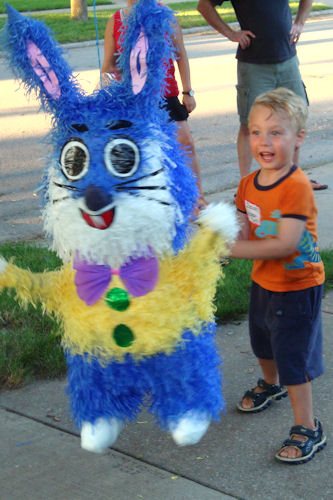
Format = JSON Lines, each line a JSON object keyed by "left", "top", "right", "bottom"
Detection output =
{"left": 254, "top": 210, "right": 322, "bottom": 269}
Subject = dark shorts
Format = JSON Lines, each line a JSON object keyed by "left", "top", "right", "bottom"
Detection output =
{"left": 161, "top": 96, "right": 189, "bottom": 122}
{"left": 249, "top": 281, "right": 324, "bottom": 386}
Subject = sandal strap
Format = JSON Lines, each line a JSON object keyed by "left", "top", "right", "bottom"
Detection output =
{"left": 283, "top": 438, "right": 307, "bottom": 448}
{"left": 242, "top": 389, "right": 269, "bottom": 406}
{"left": 281, "top": 437, "right": 314, "bottom": 457}
{"left": 289, "top": 424, "right": 320, "bottom": 440}
{"left": 244, "top": 389, "right": 265, "bottom": 400}
{"left": 257, "top": 378, "right": 282, "bottom": 395}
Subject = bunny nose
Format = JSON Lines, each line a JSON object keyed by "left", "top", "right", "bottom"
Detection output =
{"left": 84, "top": 185, "right": 112, "bottom": 211}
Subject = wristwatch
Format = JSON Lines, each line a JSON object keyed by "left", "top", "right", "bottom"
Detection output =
{"left": 182, "top": 89, "right": 194, "bottom": 97}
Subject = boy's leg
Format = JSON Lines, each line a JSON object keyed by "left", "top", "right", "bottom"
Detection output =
{"left": 241, "top": 282, "right": 275, "bottom": 411}
{"left": 240, "top": 358, "right": 279, "bottom": 409}
{"left": 271, "top": 285, "right": 326, "bottom": 462}
{"left": 277, "top": 381, "right": 316, "bottom": 460}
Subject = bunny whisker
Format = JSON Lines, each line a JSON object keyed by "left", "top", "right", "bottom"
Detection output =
{"left": 53, "top": 182, "right": 81, "bottom": 192}
{"left": 125, "top": 191, "right": 171, "bottom": 205}
{"left": 114, "top": 167, "right": 164, "bottom": 187}
{"left": 53, "top": 196, "right": 70, "bottom": 204}
{"left": 116, "top": 185, "right": 167, "bottom": 192}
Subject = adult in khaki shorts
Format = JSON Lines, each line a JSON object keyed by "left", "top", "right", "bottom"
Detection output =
{"left": 197, "top": 0, "right": 327, "bottom": 190}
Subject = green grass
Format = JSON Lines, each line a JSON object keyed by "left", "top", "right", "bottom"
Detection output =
{"left": 215, "top": 258, "right": 252, "bottom": 323}
{"left": 0, "top": 2, "right": 330, "bottom": 44}
{"left": 174, "top": 2, "right": 330, "bottom": 30}
{"left": 0, "top": 0, "right": 112, "bottom": 14}
{"left": 0, "top": 243, "right": 65, "bottom": 389}
{"left": 321, "top": 249, "right": 333, "bottom": 289}
{"left": 1, "top": 242, "right": 332, "bottom": 388}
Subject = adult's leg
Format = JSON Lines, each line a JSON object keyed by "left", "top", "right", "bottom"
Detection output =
{"left": 278, "top": 57, "right": 307, "bottom": 171}
{"left": 293, "top": 145, "right": 300, "bottom": 166}
{"left": 177, "top": 120, "right": 207, "bottom": 207}
{"left": 237, "top": 123, "right": 252, "bottom": 178}
{"left": 236, "top": 62, "right": 276, "bottom": 179}
{"left": 277, "top": 56, "right": 326, "bottom": 189}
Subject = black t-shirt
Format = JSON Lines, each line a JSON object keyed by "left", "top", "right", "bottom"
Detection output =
{"left": 211, "top": 0, "right": 297, "bottom": 63}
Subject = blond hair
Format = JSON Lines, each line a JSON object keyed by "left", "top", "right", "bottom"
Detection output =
{"left": 250, "top": 87, "right": 308, "bottom": 132}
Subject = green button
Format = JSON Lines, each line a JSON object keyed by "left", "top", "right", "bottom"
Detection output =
{"left": 105, "top": 288, "right": 130, "bottom": 311}
{"left": 113, "top": 324, "right": 134, "bottom": 347}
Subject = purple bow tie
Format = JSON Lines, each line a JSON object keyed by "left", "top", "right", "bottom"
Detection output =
{"left": 73, "top": 252, "right": 159, "bottom": 306}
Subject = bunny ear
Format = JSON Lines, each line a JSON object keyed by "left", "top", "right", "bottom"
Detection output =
{"left": 118, "top": 0, "right": 176, "bottom": 102}
{"left": 4, "top": 4, "right": 81, "bottom": 113}
{"left": 130, "top": 29, "right": 149, "bottom": 95}
{"left": 26, "top": 40, "right": 61, "bottom": 99}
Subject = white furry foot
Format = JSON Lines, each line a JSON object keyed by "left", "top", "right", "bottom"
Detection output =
{"left": 81, "top": 417, "right": 123, "bottom": 453}
{"left": 0, "top": 257, "right": 8, "bottom": 273}
{"left": 169, "top": 412, "right": 211, "bottom": 447}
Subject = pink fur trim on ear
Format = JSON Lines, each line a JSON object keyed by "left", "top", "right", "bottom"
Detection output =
{"left": 130, "top": 29, "right": 148, "bottom": 95}
{"left": 26, "top": 40, "right": 61, "bottom": 99}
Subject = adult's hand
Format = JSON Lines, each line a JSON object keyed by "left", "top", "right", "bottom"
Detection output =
{"left": 182, "top": 94, "right": 196, "bottom": 113}
{"left": 229, "top": 29, "right": 255, "bottom": 49}
{"left": 289, "top": 21, "right": 304, "bottom": 45}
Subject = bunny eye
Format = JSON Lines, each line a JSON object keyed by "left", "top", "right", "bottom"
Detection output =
{"left": 60, "top": 139, "right": 89, "bottom": 180}
{"left": 104, "top": 138, "right": 140, "bottom": 178}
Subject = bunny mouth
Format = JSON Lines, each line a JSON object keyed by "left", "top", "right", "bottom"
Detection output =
{"left": 80, "top": 208, "right": 115, "bottom": 230}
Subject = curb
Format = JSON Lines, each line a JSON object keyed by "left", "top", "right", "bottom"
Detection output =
{"left": 59, "top": 9, "right": 333, "bottom": 49}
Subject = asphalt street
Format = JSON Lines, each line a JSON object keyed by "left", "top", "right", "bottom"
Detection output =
{"left": 1, "top": 13, "right": 333, "bottom": 243}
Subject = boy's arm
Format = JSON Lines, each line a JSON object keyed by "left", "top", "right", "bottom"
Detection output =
{"left": 101, "top": 15, "right": 119, "bottom": 83}
{"left": 236, "top": 211, "right": 250, "bottom": 241}
{"left": 172, "top": 20, "right": 196, "bottom": 113}
{"left": 231, "top": 217, "right": 306, "bottom": 260}
{"left": 197, "top": 0, "right": 255, "bottom": 49}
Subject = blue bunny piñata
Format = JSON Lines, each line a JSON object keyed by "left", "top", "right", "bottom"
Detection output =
{"left": 0, "top": 1, "right": 238, "bottom": 453}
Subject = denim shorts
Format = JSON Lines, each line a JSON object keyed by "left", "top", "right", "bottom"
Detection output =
{"left": 249, "top": 281, "right": 324, "bottom": 386}
{"left": 236, "top": 56, "right": 308, "bottom": 124}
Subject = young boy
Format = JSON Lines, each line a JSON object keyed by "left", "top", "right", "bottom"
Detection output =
{"left": 231, "top": 88, "right": 326, "bottom": 464}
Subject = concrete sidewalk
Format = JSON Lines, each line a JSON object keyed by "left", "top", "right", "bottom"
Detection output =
{"left": 1, "top": 291, "right": 333, "bottom": 499}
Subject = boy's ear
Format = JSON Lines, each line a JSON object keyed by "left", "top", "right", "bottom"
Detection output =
{"left": 4, "top": 4, "right": 81, "bottom": 114}
{"left": 296, "top": 129, "right": 306, "bottom": 148}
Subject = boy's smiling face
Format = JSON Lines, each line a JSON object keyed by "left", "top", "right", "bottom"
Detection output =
{"left": 249, "top": 104, "right": 305, "bottom": 180}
